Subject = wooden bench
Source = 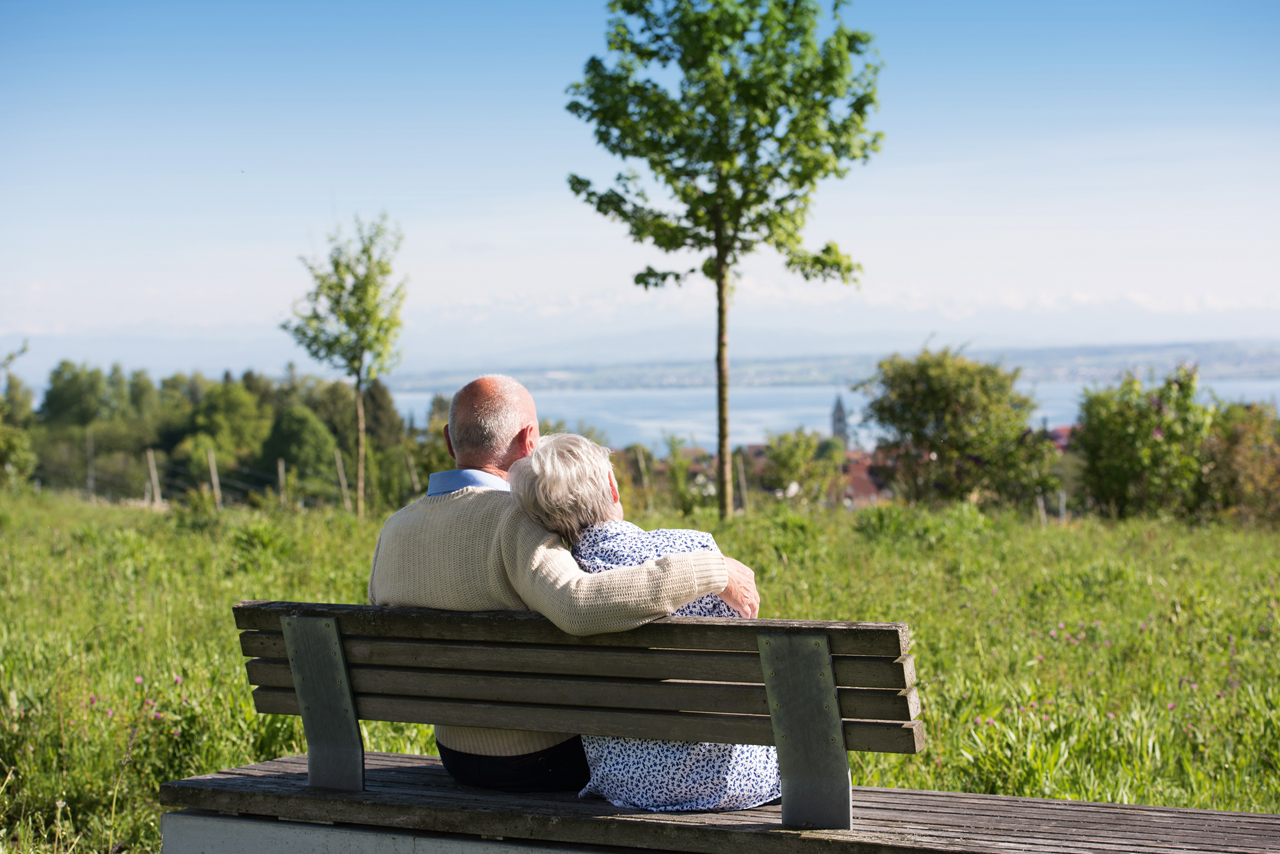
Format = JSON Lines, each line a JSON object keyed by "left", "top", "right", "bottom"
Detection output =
{"left": 159, "top": 600, "right": 1280, "bottom": 854}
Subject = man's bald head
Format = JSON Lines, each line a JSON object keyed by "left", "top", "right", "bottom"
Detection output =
{"left": 446, "top": 375, "right": 538, "bottom": 471}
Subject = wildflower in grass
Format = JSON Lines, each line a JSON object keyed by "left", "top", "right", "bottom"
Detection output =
{"left": 1036, "top": 654, "right": 1044, "bottom": 661}
{"left": 1029, "top": 701, "right": 1037, "bottom": 708}
{"left": 153, "top": 712, "right": 163, "bottom": 720}
{"left": 134, "top": 676, "right": 143, "bottom": 685}
{"left": 1167, "top": 703, "right": 1177, "bottom": 711}
{"left": 986, "top": 717, "right": 995, "bottom": 725}
{"left": 1104, "top": 640, "right": 1112, "bottom": 648}
{"left": 174, "top": 675, "right": 183, "bottom": 684}
{"left": 1190, "top": 683, "right": 1198, "bottom": 690}
{"left": 88, "top": 694, "right": 97, "bottom": 706}
{"left": 1058, "top": 622, "right": 1065, "bottom": 629}
{"left": 974, "top": 715, "right": 982, "bottom": 724}
{"left": 1093, "top": 620, "right": 1102, "bottom": 627}
{"left": 1049, "top": 629, "right": 1058, "bottom": 638}
{"left": 1106, "top": 712, "right": 1116, "bottom": 719}
{"left": 106, "top": 709, "right": 114, "bottom": 718}
{"left": 1042, "top": 714, "right": 1050, "bottom": 721}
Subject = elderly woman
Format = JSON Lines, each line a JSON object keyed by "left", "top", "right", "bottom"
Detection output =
{"left": 509, "top": 433, "right": 780, "bottom": 812}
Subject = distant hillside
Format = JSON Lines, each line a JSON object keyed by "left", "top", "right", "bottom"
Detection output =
{"left": 384, "top": 339, "right": 1280, "bottom": 393}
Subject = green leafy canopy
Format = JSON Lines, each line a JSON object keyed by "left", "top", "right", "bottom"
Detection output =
{"left": 283, "top": 213, "right": 406, "bottom": 387}
{"left": 566, "top": 0, "right": 881, "bottom": 288}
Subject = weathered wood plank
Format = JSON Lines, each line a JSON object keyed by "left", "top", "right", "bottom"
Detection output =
{"left": 239, "top": 633, "right": 915, "bottom": 689}
{"left": 233, "top": 600, "right": 911, "bottom": 656}
{"left": 244, "top": 659, "right": 919, "bottom": 721}
{"left": 205, "top": 752, "right": 1280, "bottom": 842}
{"left": 160, "top": 753, "right": 1280, "bottom": 854}
{"left": 251, "top": 687, "right": 924, "bottom": 754}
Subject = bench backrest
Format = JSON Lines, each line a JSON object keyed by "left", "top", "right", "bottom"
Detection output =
{"left": 235, "top": 599, "right": 925, "bottom": 829}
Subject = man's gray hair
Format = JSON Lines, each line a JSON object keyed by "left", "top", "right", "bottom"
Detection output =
{"left": 509, "top": 433, "right": 615, "bottom": 546}
{"left": 448, "top": 374, "right": 528, "bottom": 459}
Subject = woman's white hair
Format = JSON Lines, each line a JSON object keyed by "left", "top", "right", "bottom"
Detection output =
{"left": 509, "top": 433, "right": 615, "bottom": 546}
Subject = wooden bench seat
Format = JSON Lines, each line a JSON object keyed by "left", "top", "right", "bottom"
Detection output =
{"left": 158, "top": 600, "right": 1280, "bottom": 853}
{"left": 161, "top": 752, "right": 1280, "bottom": 854}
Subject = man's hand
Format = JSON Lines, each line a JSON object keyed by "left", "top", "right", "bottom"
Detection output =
{"left": 719, "top": 557, "right": 760, "bottom": 619}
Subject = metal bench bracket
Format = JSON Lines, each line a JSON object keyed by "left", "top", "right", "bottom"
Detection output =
{"left": 758, "top": 633, "right": 851, "bottom": 829}
{"left": 281, "top": 615, "right": 364, "bottom": 791}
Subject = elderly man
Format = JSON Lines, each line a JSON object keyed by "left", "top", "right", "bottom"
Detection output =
{"left": 369, "top": 375, "right": 758, "bottom": 793}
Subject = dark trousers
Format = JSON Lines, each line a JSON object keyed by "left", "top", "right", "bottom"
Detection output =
{"left": 438, "top": 736, "right": 591, "bottom": 793}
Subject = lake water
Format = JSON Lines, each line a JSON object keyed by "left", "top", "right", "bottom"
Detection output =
{"left": 394, "top": 378, "right": 1280, "bottom": 452}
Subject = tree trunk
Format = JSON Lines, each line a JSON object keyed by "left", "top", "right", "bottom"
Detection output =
{"left": 716, "top": 258, "right": 732, "bottom": 521}
{"left": 355, "top": 378, "right": 366, "bottom": 519}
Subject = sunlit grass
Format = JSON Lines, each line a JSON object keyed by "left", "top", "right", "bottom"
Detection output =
{"left": 1, "top": 491, "right": 1276, "bottom": 851}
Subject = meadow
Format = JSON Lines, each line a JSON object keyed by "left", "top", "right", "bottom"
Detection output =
{"left": 1, "top": 490, "right": 1277, "bottom": 852}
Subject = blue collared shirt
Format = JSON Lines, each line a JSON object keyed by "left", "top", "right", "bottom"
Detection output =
{"left": 425, "top": 468, "right": 512, "bottom": 496}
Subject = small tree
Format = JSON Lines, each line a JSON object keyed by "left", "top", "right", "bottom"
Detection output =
{"left": 859, "top": 348, "right": 1059, "bottom": 505}
{"left": 1074, "top": 366, "right": 1212, "bottom": 518}
{"left": 284, "top": 214, "right": 406, "bottom": 518}
{"left": 568, "top": 0, "right": 881, "bottom": 519}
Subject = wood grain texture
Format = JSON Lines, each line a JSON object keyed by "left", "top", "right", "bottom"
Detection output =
{"left": 239, "top": 633, "right": 915, "bottom": 690}
{"left": 233, "top": 600, "right": 911, "bottom": 657}
{"left": 244, "top": 659, "right": 918, "bottom": 721}
{"left": 160, "top": 752, "right": 1280, "bottom": 854}
{"left": 251, "top": 687, "right": 924, "bottom": 754}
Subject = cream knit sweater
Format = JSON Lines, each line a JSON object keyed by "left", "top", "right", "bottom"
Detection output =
{"left": 367, "top": 486, "right": 727, "bottom": 757}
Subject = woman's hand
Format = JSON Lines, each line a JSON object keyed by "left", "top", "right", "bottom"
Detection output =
{"left": 719, "top": 557, "right": 760, "bottom": 618}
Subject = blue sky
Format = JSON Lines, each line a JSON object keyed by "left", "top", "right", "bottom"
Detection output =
{"left": 2, "top": 0, "right": 1277, "bottom": 385}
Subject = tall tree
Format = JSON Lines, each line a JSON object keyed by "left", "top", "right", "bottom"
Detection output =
{"left": 283, "top": 214, "right": 406, "bottom": 518}
{"left": 567, "top": 0, "right": 880, "bottom": 519}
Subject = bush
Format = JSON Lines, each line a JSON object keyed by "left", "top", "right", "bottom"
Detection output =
{"left": 1200, "top": 401, "right": 1280, "bottom": 524}
{"left": 858, "top": 348, "right": 1059, "bottom": 505}
{"left": 1073, "top": 366, "right": 1211, "bottom": 518}
{"left": 0, "top": 424, "right": 36, "bottom": 489}
{"left": 762, "top": 428, "right": 842, "bottom": 504}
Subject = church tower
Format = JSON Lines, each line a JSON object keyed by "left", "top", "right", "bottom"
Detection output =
{"left": 832, "top": 396, "right": 848, "bottom": 449}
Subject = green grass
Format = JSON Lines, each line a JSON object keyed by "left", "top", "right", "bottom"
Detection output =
{"left": 1, "top": 491, "right": 1277, "bottom": 851}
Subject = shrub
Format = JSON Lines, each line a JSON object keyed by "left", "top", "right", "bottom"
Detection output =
{"left": 858, "top": 348, "right": 1059, "bottom": 505}
{"left": 762, "top": 428, "right": 842, "bottom": 504}
{"left": 1073, "top": 366, "right": 1211, "bottom": 518}
{"left": 1200, "top": 401, "right": 1280, "bottom": 525}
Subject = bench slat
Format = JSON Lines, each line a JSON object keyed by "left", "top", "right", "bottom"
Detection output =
{"left": 240, "top": 631, "right": 915, "bottom": 689}
{"left": 244, "top": 658, "right": 919, "bottom": 721}
{"left": 251, "top": 687, "right": 926, "bottom": 754}
{"left": 234, "top": 600, "right": 911, "bottom": 656}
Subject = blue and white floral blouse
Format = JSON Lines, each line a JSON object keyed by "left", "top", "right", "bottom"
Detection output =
{"left": 571, "top": 521, "right": 781, "bottom": 812}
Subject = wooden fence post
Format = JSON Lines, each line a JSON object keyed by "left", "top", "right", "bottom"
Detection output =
{"left": 1036, "top": 493, "right": 1047, "bottom": 526}
{"left": 206, "top": 448, "right": 223, "bottom": 511}
{"left": 146, "top": 448, "right": 162, "bottom": 508}
{"left": 1058, "top": 490, "right": 1067, "bottom": 525}
{"left": 277, "top": 458, "right": 287, "bottom": 508}
{"left": 86, "top": 428, "right": 95, "bottom": 495}
{"left": 736, "top": 452, "right": 750, "bottom": 515}
{"left": 334, "top": 449, "right": 352, "bottom": 513}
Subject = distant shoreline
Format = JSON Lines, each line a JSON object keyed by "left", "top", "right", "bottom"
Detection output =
{"left": 384, "top": 339, "right": 1280, "bottom": 394}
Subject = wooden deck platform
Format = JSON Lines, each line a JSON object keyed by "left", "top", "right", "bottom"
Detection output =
{"left": 160, "top": 752, "right": 1280, "bottom": 854}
